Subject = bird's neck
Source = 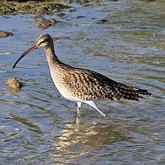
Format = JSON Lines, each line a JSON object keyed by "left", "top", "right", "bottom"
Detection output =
{"left": 44, "top": 44, "right": 69, "bottom": 74}
{"left": 44, "top": 45, "right": 61, "bottom": 66}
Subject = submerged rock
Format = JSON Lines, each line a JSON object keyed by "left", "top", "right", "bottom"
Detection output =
{"left": 5, "top": 77, "right": 23, "bottom": 93}
{"left": 36, "top": 18, "right": 58, "bottom": 29}
{"left": 142, "top": 0, "right": 157, "bottom": 2}
{"left": 0, "top": 30, "right": 13, "bottom": 38}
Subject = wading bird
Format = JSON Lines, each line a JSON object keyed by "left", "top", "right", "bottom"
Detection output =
{"left": 12, "top": 34, "right": 151, "bottom": 117}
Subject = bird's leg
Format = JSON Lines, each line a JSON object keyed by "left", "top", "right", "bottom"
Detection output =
{"left": 84, "top": 101, "right": 107, "bottom": 118}
{"left": 76, "top": 102, "right": 82, "bottom": 116}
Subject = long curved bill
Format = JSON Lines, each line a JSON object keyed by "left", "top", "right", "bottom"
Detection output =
{"left": 12, "top": 45, "right": 38, "bottom": 69}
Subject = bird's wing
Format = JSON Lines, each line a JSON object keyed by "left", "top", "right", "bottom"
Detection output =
{"left": 64, "top": 67, "right": 151, "bottom": 101}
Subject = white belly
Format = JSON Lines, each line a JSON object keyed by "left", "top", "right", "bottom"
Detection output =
{"left": 50, "top": 69, "right": 81, "bottom": 102}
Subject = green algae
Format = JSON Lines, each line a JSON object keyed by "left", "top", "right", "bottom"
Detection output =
{"left": 0, "top": 1, "right": 71, "bottom": 15}
{"left": 0, "top": 0, "right": 106, "bottom": 14}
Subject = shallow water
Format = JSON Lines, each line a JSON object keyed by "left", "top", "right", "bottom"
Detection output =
{"left": 0, "top": 0, "right": 165, "bottom": 164}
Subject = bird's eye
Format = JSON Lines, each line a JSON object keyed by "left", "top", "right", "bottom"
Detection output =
{"left": 40, "top": 39, "right": 49, "bottom": 44}
{"left": 40, "top": 40, "right": 45, "bottom": 44}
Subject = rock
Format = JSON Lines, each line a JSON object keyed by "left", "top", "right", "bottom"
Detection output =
{"left": 36, "top": 18, "right": 58, "bottom": 29}
{"left": 5, "top": 77, "right": 22, "bottom": 93}
{"left": 0, "top": 1, "right": 72, "bottom": 15}
{"left": 52, "top": 36, "right": 60, "bottom": 42}
{"left": 97, "top": 18, "right": 110, "bottom": 24}
{"left": 0, "top": 30, "right": 13, "bottom": 38}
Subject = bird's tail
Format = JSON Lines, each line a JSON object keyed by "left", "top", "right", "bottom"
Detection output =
{"left": 138, "top": 88, "right": 151, "bottom": 95}
{"left": 112, "top": 82, "right": 151, "bottom": 101}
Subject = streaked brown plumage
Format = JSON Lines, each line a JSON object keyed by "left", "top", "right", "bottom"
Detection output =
{"left": 12, "top": 34, "right": 151, "bottom": 117}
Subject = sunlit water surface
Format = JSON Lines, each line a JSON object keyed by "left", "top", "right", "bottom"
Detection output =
{"left": 0, "top": 0, "right": 165, "bottom": 164}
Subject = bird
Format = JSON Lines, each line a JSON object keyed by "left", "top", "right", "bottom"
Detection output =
{"left": 12, "top": 34, "right": 151, "bottom": 117}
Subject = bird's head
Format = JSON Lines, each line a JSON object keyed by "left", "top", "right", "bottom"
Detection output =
{"left": 35, "top": 34, "right": 53, "bottom": 48}
{"left": 12, "top": 34, "right": 53, "bottom": 69}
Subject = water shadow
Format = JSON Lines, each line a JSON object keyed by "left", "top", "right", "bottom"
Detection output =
{"left": 50, "top": 117, "right": 130, "bottom": 164}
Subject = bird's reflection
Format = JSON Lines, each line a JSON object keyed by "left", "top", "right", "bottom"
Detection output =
{"left": 50, "top": 117, "right": 130, "bottom": 164}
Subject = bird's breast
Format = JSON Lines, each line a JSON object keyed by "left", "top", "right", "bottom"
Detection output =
{"left": 49, "top": 68, "right": 82, "bottom": 101}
